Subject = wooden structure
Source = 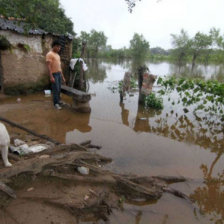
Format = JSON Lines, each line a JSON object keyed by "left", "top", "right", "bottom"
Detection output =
{"left": 61, "top": 84, "right": 91, "bottom": 113}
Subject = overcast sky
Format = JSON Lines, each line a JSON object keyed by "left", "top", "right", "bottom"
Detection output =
{"left": 59, "top": 0, "right": 224, "bottom": 49}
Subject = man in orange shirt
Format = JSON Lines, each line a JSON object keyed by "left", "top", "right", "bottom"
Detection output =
{"left": 46, "top": 40, "right": 66, "bottom": 110}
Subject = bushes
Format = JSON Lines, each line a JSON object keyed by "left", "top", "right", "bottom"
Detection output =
{"left": 145, "top": 93, "right": 163, "bottom": 110}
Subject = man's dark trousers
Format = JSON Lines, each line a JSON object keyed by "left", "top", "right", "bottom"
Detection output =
{"left": 52, "top": 72, "right": 62, "bottom": 105}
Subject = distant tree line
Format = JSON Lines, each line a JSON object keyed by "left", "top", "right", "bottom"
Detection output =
{"left": 1, "top": 0, "right": 224, "bottom": 66}
{"left": 170, "top": 28, "right": 224, "bottom": 67}
{"left": 75, "top": 31, "right": 150, "bottom": 60}
{"left": 75, "top": 27, "right": 224, "bottom": 68}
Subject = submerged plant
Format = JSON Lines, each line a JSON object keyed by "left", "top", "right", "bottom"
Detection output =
{"left": 130, "top": 77, "right": 137, "bottom": 88}
{"left": 145, "top": 92, "right": 163, "bottom": 110}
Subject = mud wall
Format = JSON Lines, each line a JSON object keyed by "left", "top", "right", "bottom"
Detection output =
{"left": 0, "top": 31, "right": 72, "bottom": 94}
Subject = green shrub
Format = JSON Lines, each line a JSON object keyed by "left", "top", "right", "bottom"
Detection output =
{"left": 145, "top": 93, "right": 163, "bottom": 109}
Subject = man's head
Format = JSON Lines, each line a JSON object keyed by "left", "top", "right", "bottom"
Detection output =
{"left": 52, "top": 40, "right": 61, "bottom": 53}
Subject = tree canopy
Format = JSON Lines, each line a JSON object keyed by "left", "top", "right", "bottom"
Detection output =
{"left": 78, "top": 30, "right": 107, "bottom": 58}
{"left": 130, "top": 33, "right": 150, "bottom": 59}
{"left": 0, "top": 0, "right": 74, "bottom": 34}
{"left": 171, "top": 29, "right": 191, "bottom": 66}
{"left": 170, "top": 28, "right": 224, "bottom": 66}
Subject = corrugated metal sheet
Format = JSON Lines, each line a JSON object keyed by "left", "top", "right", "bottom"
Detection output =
{"left": 0, "top": 18, "right": 73, "bottom": 39}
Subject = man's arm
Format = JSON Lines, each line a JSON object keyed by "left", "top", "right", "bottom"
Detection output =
{"left": 46, "top": 61, "right": 55, "bottom": 83}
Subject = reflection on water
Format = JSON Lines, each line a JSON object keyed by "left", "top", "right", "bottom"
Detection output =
{"left": 119, "top": 93, "right": 224, "bottom": 154}
{"left": 119, "top": 102, "right": 129, "bottom": 126}
{"left": 86, "top": 59, "right": 107, "bottom": 83}
{"left": 191, "top": 155, "right": 224, "bottom": 223}
{"left": 84, "top": 59, "right": 224, "bottom": 223}
{"left": 86, "top": 59, "right": 224, "bottom": 82}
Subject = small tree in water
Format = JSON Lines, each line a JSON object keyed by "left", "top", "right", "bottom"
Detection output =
{"left": 130, "top": 33, "right": 150, "bottom": 60}
{"left": 170, "top": 29, "right": 190, "bottom": 67}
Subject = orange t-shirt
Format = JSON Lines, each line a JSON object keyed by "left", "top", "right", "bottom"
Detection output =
{"left": 46, "top": 51, "right": 62, "bottom": 74}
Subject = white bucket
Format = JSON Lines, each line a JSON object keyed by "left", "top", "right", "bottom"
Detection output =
{"left": 44, "top": 90, "right": 51, "bottom": 95}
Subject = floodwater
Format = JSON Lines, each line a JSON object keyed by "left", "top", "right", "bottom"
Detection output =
{"left": 1, "top": 60, "right": 224, "bottom": 224}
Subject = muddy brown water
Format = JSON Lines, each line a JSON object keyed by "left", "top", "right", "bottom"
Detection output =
{"left": 1, "top": 60, "right": 224, "bottom": 223}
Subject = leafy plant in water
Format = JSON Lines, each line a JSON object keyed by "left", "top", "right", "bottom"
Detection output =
{"left": 130, "top": 78, "right": 137, "bottom": 88}
{"left": 157, "top": 76, "right": 224, "bottom": 117}
{"left": 145, "top": 93, "right": 163, "bottom": 110}
{"left": 118, "top": 78, "right": 137, "bottom": 93}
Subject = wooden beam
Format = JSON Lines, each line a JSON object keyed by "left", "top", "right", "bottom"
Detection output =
{"left": 61, "top": 85, "right": 91, "bottom": 103}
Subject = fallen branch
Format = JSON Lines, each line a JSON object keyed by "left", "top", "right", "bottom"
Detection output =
{"left": 80, "top": 140, "right": 91, "bottom": 146}
{"left": 87, "top": 144, "right": 102, "bottom": 150}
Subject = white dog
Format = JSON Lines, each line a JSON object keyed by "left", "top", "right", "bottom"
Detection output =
{"left": 0, "top": 122, "right": 12, "bottom": 167}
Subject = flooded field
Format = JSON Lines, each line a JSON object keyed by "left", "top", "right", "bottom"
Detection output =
{"left": 1, "top": 60, "right": 224, "bottom": 224}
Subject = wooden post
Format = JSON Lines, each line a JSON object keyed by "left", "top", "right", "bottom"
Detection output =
{"left": 61, "top": 85, "right": 91, "bottom": 113}
{"left": 79, "top": 42, "right": 87, "bottom": 91}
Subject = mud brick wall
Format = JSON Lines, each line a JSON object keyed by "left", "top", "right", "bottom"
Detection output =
{"left": 0, "top": 30, "right": 72, "bottom": 93}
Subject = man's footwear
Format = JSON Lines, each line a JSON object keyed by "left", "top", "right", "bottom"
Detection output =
{"left": 58, "top": 101, "right": 65, "bottom": 106}
{"left": 54, "top": 104, "right": 62, "bottom": 110}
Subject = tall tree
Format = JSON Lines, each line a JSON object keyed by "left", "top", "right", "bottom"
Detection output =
{"left": 129, "top": 33, "right": 149, "bottom": 59}
{"left": 80, "top": 31, "right": 90, "bottom": 43}
{"left": 210, "top": 27, "right": 223, "bottom": 48}
{"left": 79, "top": 30, "right": 107, "bottom": 58}
{"left": 88, "top": 30, "right": 107, "bottom": 57}
{"left": 209, "top": 28, "right": 224, "bottom": 63}
{"left": 190, "top": 32, "right": 212, "bottom": 70}
{"left": 171, "top": 29, "right": 191, "bottom": 66}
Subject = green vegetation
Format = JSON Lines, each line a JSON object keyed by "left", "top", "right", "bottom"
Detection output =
{"left": 145, "top": 93, "right": 163, "bottom": 110}
{"left": 0, "top": 0, "right": 74, "bottom": 34}
{"left": 170, "top": 28, "right": 224, "bottom": 65}
{"left": 118, "top": 77, "right": 138, "bottom": 92}
{"left": 75, "top": 30, "right": 107, "bottom": 58}
{"left": 129, "top": 33, "right": 150, "bottom": 59}
{"left": 76, "top": 27, "right": 224, "bottom": 68}
{"left": 170, "top": 29, "right": 191, "bottom": 66}
{"left": 157, "top": 76, "right": 224, "bottom": 117}
{"left": 17, "top": 43, "right": 31, "bottom": 52}
{"left": 23, "top": 44, "right": 31, "bottom": 52}
{"left": 77, "top": 31, "right": 149, "bottom": 60}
